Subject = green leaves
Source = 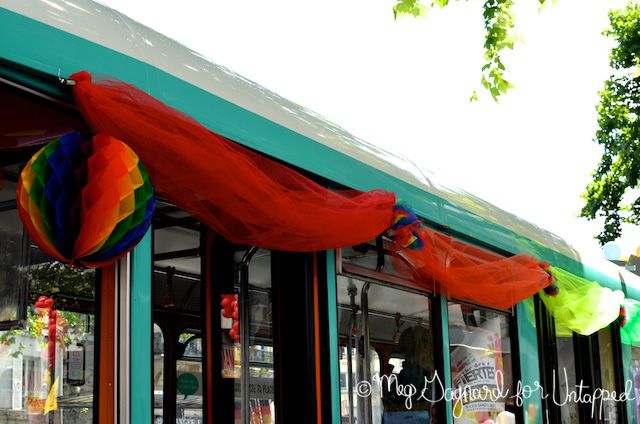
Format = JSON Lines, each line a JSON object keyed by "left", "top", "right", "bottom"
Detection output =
{"left": 582, "top": 3, "right": 640, "bottom": 244}
{"left": 393, "top": 0, "right": 427, "bottom": 19}
{"left": 606, "top": 3, "right": 640, "bottom": 70}
{"left": 479, "top": 0, "right": 517, "bottom": 101}
{"left": 393, "top": 0, "right": 546, "bottom": 101}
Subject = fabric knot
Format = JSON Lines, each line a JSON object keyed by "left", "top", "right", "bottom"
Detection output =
{"left": 387, "top": 203, "right": 424, "bottom": 249}
{"left": 70, "top": 70, "right": 92, "bottom": 84}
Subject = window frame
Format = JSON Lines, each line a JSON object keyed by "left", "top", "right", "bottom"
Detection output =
{"left": 535, "top": 295, "right": 629, "bottom": 424}
{"left": 446, "top": 298, "right": 523, "bottom": 423}
{"left": 336, "top": 246, "right": 445, "bottom": 424}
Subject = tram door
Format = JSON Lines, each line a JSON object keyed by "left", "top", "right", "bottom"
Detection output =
{"left": 337, "top": 275, "right": 438, "bottom": 424}
{"left": 152, "top": 207, "right": 279, "bottom": 424}
{"left": 153, "top": 204, "right": 205, "bottom": 424}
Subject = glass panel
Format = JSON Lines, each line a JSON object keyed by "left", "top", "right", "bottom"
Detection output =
{"left": 597, "top": 329, "right": 618, "bottom": 422}
{"left": 0, "top": 206, "right": 26, "bottom": 325}
{"left": 0, "top": 164, "right": 97, "bottom": 423}
{"left": 153, "top": 323, "right": 164, "bottom": 422}
{"left": 341, "top": 244, "right": 418, "bottom": 284}
{"left": 516, "top": 299, "right": 542, "bottom": 424}
{"left": 630, "top": 346, "right": 640, "bottom": 422}
{"left": 152, "top": 209, "right": 203, "bottom": 424}
{"left": 0, "top": 83, "right": 88, "bottom": 150}
{"left": 176, "top": 330, "right": 203, "bottom": 423}
{"left": 448, "top": 302, "right": 515, "bottom": 424}
{"left": 225, "top": 249, "right": 275, "bottom": 424}
{"left": 555, "top": 331, "right": 579, "bottom": 424}
{"left": 337, "top": 275, "right": 436, "bottom": 424}
{"left": 338, "top": 345, "right": 360, "bottom": 421}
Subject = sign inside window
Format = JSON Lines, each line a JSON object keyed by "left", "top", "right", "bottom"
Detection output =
{"left": 67, "top": 343, "right": 86, "bottom": 386}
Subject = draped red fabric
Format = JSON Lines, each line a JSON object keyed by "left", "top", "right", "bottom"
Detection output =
{"left": 69, "top": 71, "right": 395, "bottom": 251}
{"left": 68, "top": 71, "right": 549, "bottom": 308}
{"left": 397, "top": 226, "right": 551, "bottom": 309}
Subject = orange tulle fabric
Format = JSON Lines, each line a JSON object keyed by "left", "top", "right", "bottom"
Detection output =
{"left": 69, "top": 71, "right": 395, "bottom": 251}
{"left": 397, "top": 226, "right": 551, "bottom": 309}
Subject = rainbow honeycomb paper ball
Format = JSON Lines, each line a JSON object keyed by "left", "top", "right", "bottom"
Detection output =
{"left": 16, "top": 131, "right": 155, "bottom": 268}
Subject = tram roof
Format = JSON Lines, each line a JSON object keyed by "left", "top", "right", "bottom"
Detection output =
{"left": 2, "top": 0, "right": 639, "bottom": 298}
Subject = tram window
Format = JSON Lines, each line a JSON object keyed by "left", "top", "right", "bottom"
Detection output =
{"left": 153, "top": 205, "right": 203, "bottom": 424}
{"left": 153, "top": 323, "right": 165, "bottom": 421}
{"left": 340, "top": 243, "right": 418, "bottom": 284}
{"left": 554, "top": 329, "right": 579, "bottom": 424}
{"left": 596, "top": 328, "right": 619, "bottom": 422}
{"left": 336, "top": 275, "right": 437, "bottom": 424}
{"left": 448, "top": 302, "right": 516, "bottom": 424}
{"left": 0, "top": 163, "right": 97, "bottom": 423}
{"left": 0, "top": 81, "right": 89, "bottom": 152}
{"left": 176, "top": 329, "right": 203, "bottom": 423}
{"left": 224, "top": 248, "right": 275, "bottom": 423}
{"left": 629, "top": 346, "right": 640, "bottom": 421}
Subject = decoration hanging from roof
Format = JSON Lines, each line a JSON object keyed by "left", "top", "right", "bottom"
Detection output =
{"left": 221, "top": 294, "right": 240, "bottom": 343}
{"left": 539, "top": 266, "right": 625, "bottom": 336}
{"left": 389, "top": 204, "right": 555, "bottom": 310}
{"left": 16, "top": 131, "right": 155, "bottom": 268}
{"left": 69, "top": 71, "right": 396, "bottom": 252}
{"left": 66, "top": 71, "right": 559, "bottom": 309}
{"left": 6, "top": 70, "right": 635, "bottom": 337}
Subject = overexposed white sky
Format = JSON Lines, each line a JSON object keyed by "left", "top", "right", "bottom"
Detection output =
{"left": 101, "top": 0, "right": 640, "bottom": 260}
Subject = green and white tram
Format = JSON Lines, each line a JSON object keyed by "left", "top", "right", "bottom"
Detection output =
{"left": 1, "top": 1, "right": 640, "bottom": 424}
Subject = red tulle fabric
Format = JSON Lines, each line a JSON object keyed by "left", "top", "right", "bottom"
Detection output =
{"left": 68, "top": 71, "right": 549, "bottom": 308}
{"left": 397, "top": 226, "right": 551, "bottom": 309}
{"left": 69, "top": 71, "right": 395, "bottom": 251}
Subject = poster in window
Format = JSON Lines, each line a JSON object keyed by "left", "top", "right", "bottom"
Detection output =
{"left": 67, "top": 343, "right": 86, "bottom": 386}
{"left": 451, "top": 317, "right": 507, "bottom": 424}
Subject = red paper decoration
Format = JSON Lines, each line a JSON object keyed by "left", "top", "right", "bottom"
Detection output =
{"left": 222, "top": 294, "right": 240, "bottom": 343}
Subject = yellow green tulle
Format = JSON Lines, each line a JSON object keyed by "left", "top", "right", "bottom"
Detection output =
{"left": 621, "top": 299, "right": 640, "bottom": 346}
{"left": 540, "top": 267, "right": 624, "bottom": 336}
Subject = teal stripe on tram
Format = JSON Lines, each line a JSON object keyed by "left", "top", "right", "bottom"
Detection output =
{"left": 130, "top": 231, "right": 152, "bottom": 423}
{"left": 516, "top": 299, "right": 543, "bottom": 424}
{"left": 326, "top": 250, "right": 341, "bottom": 424}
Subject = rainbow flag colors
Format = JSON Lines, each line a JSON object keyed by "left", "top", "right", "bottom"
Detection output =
{"left": 16, "top": 131, "right": 155, "bottom": 268}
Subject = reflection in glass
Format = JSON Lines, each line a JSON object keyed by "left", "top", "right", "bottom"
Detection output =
{"left": 152, "top": 215, "right": 203, "bottom": 424}
{"left": 176, "top": 330, "right": 203, "bottom": 423}
{"left": 224, "top": 249, "right": 275, "bottom": 423}
{"left": 555, "top": 331, "right": 579, "bottom": 424}
{"left": 0, "top": 207, "right": 25, "bottom": 325}
{"left": 448, "top": 302, "right": 514, "bottom": 424}
{"left": 337, "top": 275, "right": 436, "bottom": 424}
{"left": 153, "top": 324, "right": 164, "bottom": 421}
{"left": 597, "top": 329, "right": 618, "bottom": 422}
{"left": 0, "top": 175, "right": 97, "bottom": 423}
{"left": 631, "top": 346, "right": 640, "bottom": 422}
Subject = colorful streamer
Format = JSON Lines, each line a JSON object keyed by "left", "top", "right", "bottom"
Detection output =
{"left": 17, "top": 131, "right": 155, "bottom": 268}
{"left": 540, "top": 267, "right": 625, "bottom": 336}
{"left": 388, "top": 203, "right": 424, "bottom": 249}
